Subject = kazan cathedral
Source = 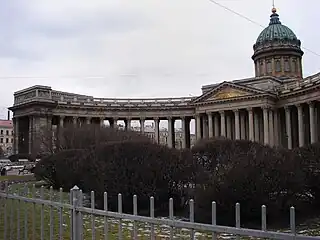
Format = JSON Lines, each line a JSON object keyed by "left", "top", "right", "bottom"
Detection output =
{"left": 9, "top": 8, "right": 320, "bottom": 155}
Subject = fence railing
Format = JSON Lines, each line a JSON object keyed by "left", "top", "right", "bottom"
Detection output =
{"left": 0, "top": 182, "right": 319, "bottom": 240}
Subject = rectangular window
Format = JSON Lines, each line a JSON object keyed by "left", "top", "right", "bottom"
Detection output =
{"left": 275, "top": 60, "right": 281, "bottom": 72}
{"left": 284, "top": 60, "right": 290, "bottom": 72}
{"left": 11, "top": 138, "right": 13, "bottom": 143}
{"left": 292, "top": 59, "right": 297, "bottom": 72}
{"left": 6, "top": 138, "right": 8, "bottom": 143}
{"left": 267, "top": 61, "right": 272, "bottom": 73}
{"left": 11, "top": 131, "right": 13, "bottom": 135}
{"left": 0, "top": 138, "right": 3, "bottom": 143}
{"left": 0, "top": 130, "right": 3, "bottom": 135}
{"left": 6, "top": 130, "right": 9, "bottom": 136}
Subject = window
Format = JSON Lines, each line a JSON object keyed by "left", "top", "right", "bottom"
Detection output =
{"left": 11, "top": 139, "right": 13, "bottom": 143}
{"left": 11, "top": 131, "right": 13, "bottom": 135}
{"left": 259, "top": 61, "right": 264, "bottom": 74}
{"left": 292, "top": 59, "right": 297, "bottom": 72}
{"left": 6, "top": 138, "right": 8, "bottom": 143}
{"left": 0, "top": 130, "right": 3, "bottom": 135}
{"left": 267, "top": 61, "right": 272, "bottom": 73}
{"left": 284, "top": 59, "right": 290, "bottom": 72}
{"left": 0, "top": 138, "right": 3, "bottom": 143}
{"left": 275, "top": 60, "right": 281, "bottom": 72}
{"left": 6, "top": 130, "right": 9, "bottom": 136}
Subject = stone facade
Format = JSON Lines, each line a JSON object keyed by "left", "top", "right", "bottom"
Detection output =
{"left": 0, "top": 120, "right": 13, "bottom": 156}
{"left": 8, "top": 8, "right": 320, "bottom": 155}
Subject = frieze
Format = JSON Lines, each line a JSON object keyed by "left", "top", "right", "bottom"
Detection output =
{"left": 38, "top": 90, "right": 50, "bottom": 98}
{"left": 207, "top": 87, "right": 250, "bottom": 100}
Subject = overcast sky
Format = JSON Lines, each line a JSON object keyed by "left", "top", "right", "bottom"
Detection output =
{"left": 0, "top": 0, "right": 319, "bottom": 119}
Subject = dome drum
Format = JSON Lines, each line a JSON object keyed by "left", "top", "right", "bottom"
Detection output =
{"left": 252, "top": 9, "right": 304, "bottom": 79}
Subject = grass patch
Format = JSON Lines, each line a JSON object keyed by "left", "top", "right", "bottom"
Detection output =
{"left": 0, "top": 182, "right": 319, "bottom": 239}
{"left": 0, "top": 175, "right": 35, "bottom": 182}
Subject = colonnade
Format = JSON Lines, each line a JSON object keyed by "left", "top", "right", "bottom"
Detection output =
{"left": 12, "top": 101, "right": 320, "bottom": 155}
{"left": 195, "top": 102, "right": 319, "bottom": 149}
{"left": 13, "top": 115, "right": 193, "bottom": 154}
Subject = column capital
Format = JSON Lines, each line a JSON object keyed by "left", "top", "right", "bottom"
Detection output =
{"left": 308, "top": 101, "right": 315, "bottom": 108}
{"left": 284, "top": 105, "right": 291, "bottom": 110}
{"left": 153, "top": 117, "right": 159, "bottom": 121}
{"left": 262, "top": 105, "right": 270, "bottom": 110}
{"left": 219, "top": 110, "right": 225, "bottom": 115}
{"left": 247, "top": 107, "right": 253, "bottom": 112}
{"left": 206, "top": 112, "right": 213, "bottom": 116}
{"left": 233, "top": 109, "right": 239, "bottom": 113}
{"left": 140, "top": 117, "right": 146, "bottom": 121}
{"left": 60, "top": 115, "right": 65, "bottom": 119}
{"left": 296, "top": 103, "right": 303, "bottom": 109}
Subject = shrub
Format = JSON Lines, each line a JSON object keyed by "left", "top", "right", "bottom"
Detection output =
{"left": 33, "top": 149, "right": 89, "bottom": 189}
{"left": 35, "top": 126, "right": 194, "bottom": 215}
{"left": 294, "top": 143, "right": 320, "bottom": 206}
{"left": 191, "top": 138, "right": 307, "bottom": 225}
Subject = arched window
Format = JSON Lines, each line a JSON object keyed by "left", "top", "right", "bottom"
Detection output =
{"left": 275, "top": 60, "right": 281, "bottom": 72}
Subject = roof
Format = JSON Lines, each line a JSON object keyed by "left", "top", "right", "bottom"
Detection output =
{"left": 255, "top": 9, "right": 298, "bottom": 45}
{"left": 0, "top": 120, "right": 13, "bottom": 128}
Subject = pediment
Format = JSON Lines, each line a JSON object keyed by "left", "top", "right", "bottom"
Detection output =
{"left": 194, "top": 82, "right": 267, "bottom": 103}
{"left": 206, "top": 87, "right": 250, "bottom": 101}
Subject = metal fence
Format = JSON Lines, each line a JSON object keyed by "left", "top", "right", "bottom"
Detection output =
{"left": 0, "top": 182, "right": 319, "bottom": 240}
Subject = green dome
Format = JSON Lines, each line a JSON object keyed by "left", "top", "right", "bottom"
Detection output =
{"left": 255, "top": 10, "right": 298, "bottom": 44}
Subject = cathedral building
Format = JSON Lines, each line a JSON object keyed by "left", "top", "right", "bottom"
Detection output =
{"left": 9, "top": 8, "right": 320, "bottom": 154}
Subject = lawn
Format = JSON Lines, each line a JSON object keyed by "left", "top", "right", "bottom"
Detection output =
{"left": 0, "top": 182, "right": 319, "bottom": 239}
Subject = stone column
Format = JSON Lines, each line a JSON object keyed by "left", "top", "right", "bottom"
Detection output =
{"left": 100, "top": 118, "right": 104, "bottom": 127}
{"left": 248, "top": 108, "right": 254, "bottom": 141}
{"left": 167, "top": 117, "right": 174, "bottom": 148}
{"left": 202, "top": 116, "right": 209, "bottom": 138}
{"left": 73, "top": 117, "right": 77, "bottom": 126}
{"left": 125, "top": 118, "right": 131, "bottom": 130}
{"left": 234, "top": 109, "right": 240, "bottom": 140}
{"left": 297, "top": 104, "right": 304, "bottom": 147}
{"left": 254, "top": 111, "right": 260, "bottom": 142}
{"left": 285, "top": 106, "right": 292, "bottom": 149}
{"left": 268, "top": 109, "right": 274, "bottom": 146}
{"left": 196, "top": 115, "right": 201, "bottom": 140}
{"left": 154, "top": 118, "right": 160, "bottom": 144}
{"left": 226, "top": 115, "right": 232, "bottom": 139}
{"left": 214, "top": 114, "right": 219, "bottom": 137}
{"left": 111, "top": 118, "right": 118, "bottom": 128}
{"left": 140, "top": 118, "right": 145, "bottom": 133}
{"left": 13, "top": 117, "right": 19, "bottom": 154}
{"left": 240, "top": 111, "right": 246, "bottom": 140}
{"left": 220, "top": 111, "right": 226, "bottom": 137}
{"left": 60, "top": 116, "right": 64, "bottom": 128}
{"left": 181, "top": 117, "right": 187, "bottom": 148}
{"left": 263, "top": 107, "right": 269, "bottom": 145}
{"left": 208, "top": 113, "right": 213, "bottom": 138}
{"left": 309, "top": 102, "right": 316, "bottom": 144}
{"left": 273, "top": 109, "right": 279, "bottom": 146}
{"left": 86, "top": 117, "right": 91, "bottom": 124}
{"left": 28, "top": 116, "right": 33, "bottom": 154}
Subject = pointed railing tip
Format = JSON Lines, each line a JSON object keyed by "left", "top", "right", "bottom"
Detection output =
{"left": 71, "top": 185, "right": 79, "bottom": 190}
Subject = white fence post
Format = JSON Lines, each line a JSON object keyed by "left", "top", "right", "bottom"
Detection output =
{"left": 71, "top": 185, "right": 82, "bottom": 240}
